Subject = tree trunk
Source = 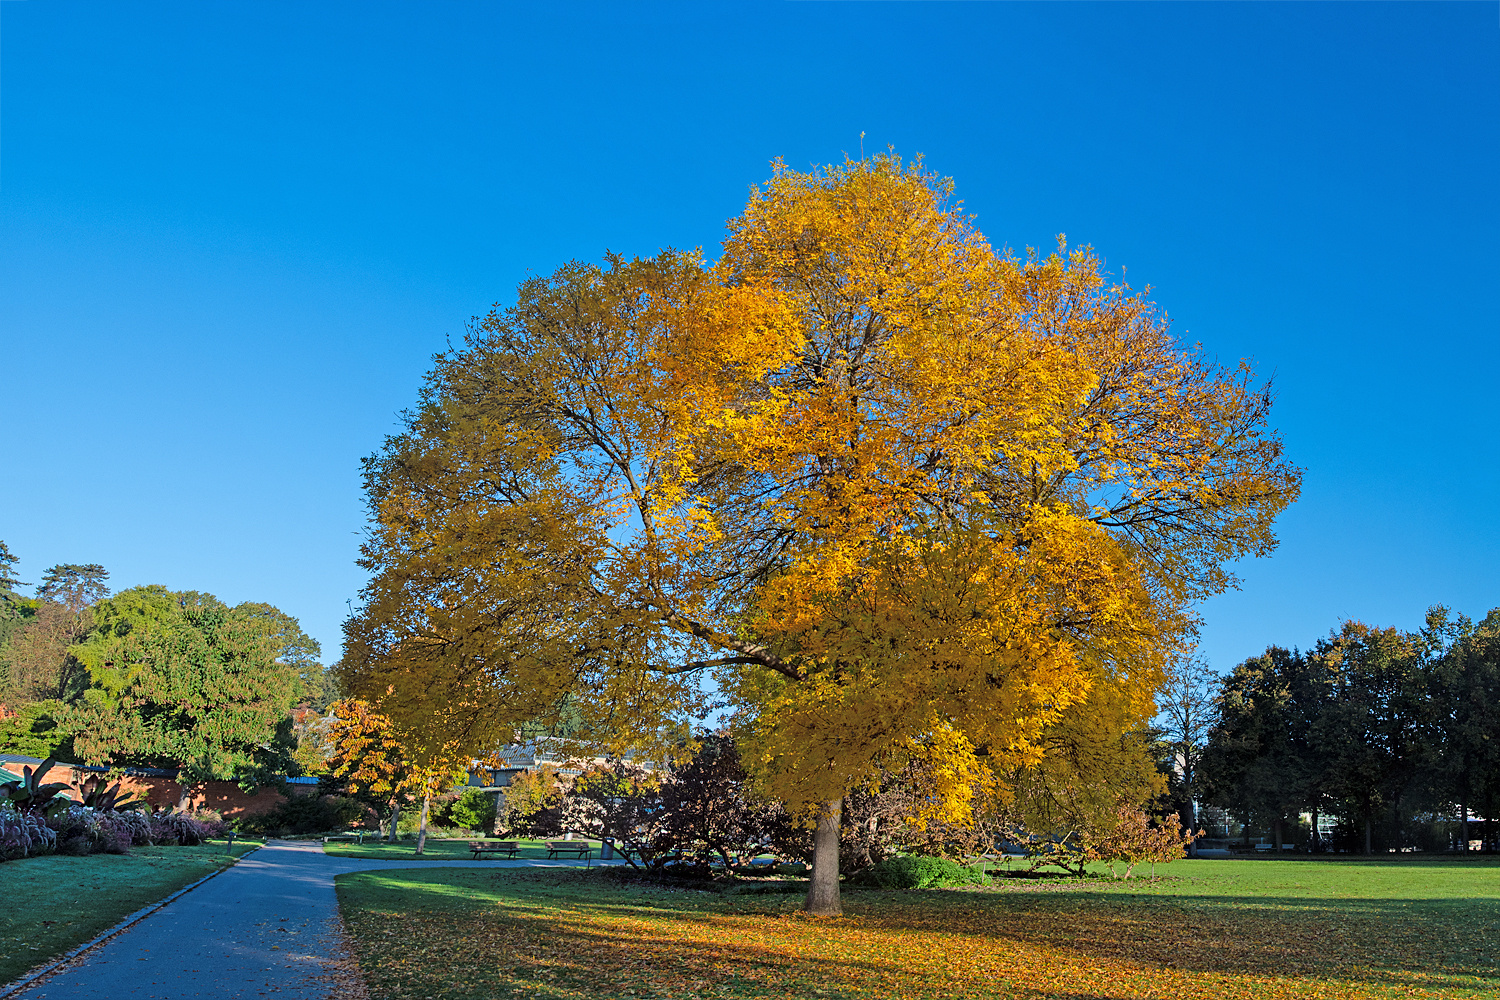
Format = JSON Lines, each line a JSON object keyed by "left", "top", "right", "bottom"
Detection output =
{"left": 1185, "top": 775, "right": 1198, "bottom": 858}
{"left": 1311, "top": 809, "right": 1319, "bottom": 852}
{"left": 1273, "top": 817, "right": 1283, "bottom": 852}
{"left": 415, "top": 794, "right": 431, "bottom": 855}
{"left": 1460, "top": 797, "right": 1469, "bottom": 852}
{"left": 1363, "top": 810, "right": 1372, "bottom": 855}
{"left": 804, "top": 798, "right": 842, "bottom": 917}
{"left": 388, "top": 803, "right": 402, "bottom": 842}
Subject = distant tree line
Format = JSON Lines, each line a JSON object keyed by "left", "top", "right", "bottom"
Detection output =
{"left": 1196, "top": 607, "right": 1500, "bottom": 853}
{"left": 0, "top": 539, "right": 333, "bottom": 798}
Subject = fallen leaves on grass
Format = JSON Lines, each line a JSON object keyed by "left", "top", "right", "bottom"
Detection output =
{"left": 335, "top": 868, "right": 1499, "bottom": 1000}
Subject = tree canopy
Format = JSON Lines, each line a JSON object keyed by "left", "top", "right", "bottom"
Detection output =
{"left": 0, "top": 546, "right": 325, "bottom": 786}
{"left": 0, "top": 541, "right": 25, "bottom": 593}
{"left": 63, "top": 585, "right": 315, "bottom": 785}
{"left": 36, "top": 563, "right": 110, "bottom": 612}
{"left": 339, "top": 154, "right": 1300, "bottom": 912}
{"left": 1200, "top": 607, "right": 1500, "bottom": 853}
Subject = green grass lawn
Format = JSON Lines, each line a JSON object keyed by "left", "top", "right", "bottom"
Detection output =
{"left": 335, "top": 855, "right": 1499, "bottom": 1000}
{"left": 322, "top": 836, "right": 602, "bottom": 862}
{"left": 0, "top": 838, "right": 263, "bottom": 985}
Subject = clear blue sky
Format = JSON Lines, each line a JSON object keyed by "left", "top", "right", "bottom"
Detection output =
{"left": 2, "top": 2, "right": 1496, "bottom": 674}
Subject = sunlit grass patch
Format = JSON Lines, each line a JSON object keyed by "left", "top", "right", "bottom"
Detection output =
{"left": 334, "top": 857, "right": 1499, "bottom": 999}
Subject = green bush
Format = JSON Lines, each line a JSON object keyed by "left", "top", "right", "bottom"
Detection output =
{"left": 856, "top": 854, "right": 989, "bottom": 889}
{"left": 438, "top": 788, "right": 498, "bottom": 834}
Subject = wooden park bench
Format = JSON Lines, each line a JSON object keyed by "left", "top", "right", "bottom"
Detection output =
{"left": 322, "top": 832, "right": 366, "bottom": 844}
{"left": 546, "top": 840, "right": 594, "bottom": 862}
{"left": 469, "top": 840, "right": 521, "bottom": 860}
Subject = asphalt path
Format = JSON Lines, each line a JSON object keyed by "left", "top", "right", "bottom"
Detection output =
{"left": 17, "top": 839, "right": 618, "bottom": 999}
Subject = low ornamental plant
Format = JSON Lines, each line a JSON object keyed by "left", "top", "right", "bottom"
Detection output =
{"left": 91, "top": 810, "right": 136, "bottom": 853}
{"left": 110, "top": 809, "right": 156, "bottom": 845}
{"left": 47, "top": 804, "right": 102, "bottom": 855}
{"left": 855, "top": 854, "right": 989, "bottom": 889}
{"left": 1, "top": 765, "right": 232, "bottom": 861}
{"left": 75, "top": 807, "right": 219, "bottom": 848}
{"left": 77, "top": 776, "right": 146, "bottom": 813}
{"left": 37, "top": 804, "right": 223, "bottom": 854}
{"left": 0, "top": 805, "right": 58, "bottom": 860}
{"left": 148, "top": 810, "right": 213, "bottom": 846}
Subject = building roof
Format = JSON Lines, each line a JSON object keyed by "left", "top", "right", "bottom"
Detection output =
{"left": 0, "top": 753, "right": 48, "bottom": 768}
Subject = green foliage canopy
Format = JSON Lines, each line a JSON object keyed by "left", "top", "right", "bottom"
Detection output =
{"left": 0, "top": 700, "right": 73, "bottom": 759}
{"left": 1200, "top": 607, "right": 1500, "bottom": 852}
{"left": 36, "top": 564, "right": 110, "bottom": 612}
{"left": 63, "top": 585, "right": 313, "bottom": 783}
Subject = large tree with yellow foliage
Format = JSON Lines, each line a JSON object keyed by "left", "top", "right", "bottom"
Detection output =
{"left": 340, "top": 155, "right": 1299, "bottom": 913}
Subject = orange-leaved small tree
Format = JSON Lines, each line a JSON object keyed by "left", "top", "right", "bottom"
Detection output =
{"left": 323, "top": 698, "right": 465, "bottom": 850}
{"left": 1095, "top": 804, "right": 1201, "bottom": 879}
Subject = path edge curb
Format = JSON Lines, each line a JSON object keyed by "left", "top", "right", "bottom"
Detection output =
{"left": 0, "top": 843, "right": 264, "bottom": 998}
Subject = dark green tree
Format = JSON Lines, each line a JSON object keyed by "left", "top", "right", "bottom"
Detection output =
{"left": 1200, "top": 647, "right": 1327, "bottom": 849}
{"left": 0, "top": 700, "right": 74, "bottom": 759}
{"left": 438, "top": 786, "right": 498, "bottom": 834}
{"left": 0, "top": 541, "right": 39, "bottom": 701}
{"left": 1314, "top": 623, "right": 1431, "bottom": 854}
{"left": 1424, "top": 607, "right": 1500, "bottom": 851}
{"left": 0, "top": 541, "right": 25, "bottom": 593}
{"left": 64, "top": 586, "right": 305, "bottom": 797}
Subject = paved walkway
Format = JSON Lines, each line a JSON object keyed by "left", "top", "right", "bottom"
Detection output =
{"left": 18, "top": 840, "right": 619, "bottom": 999}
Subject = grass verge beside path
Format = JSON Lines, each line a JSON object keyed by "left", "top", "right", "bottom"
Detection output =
{"left": 323, "top": 837, "right": 601, "bottom": 862}
{"left": 0, "top": 839, "right": 263, "bottom": 985}
{"left": 335, "top": 856, "right": 1499, "bottom": 1000}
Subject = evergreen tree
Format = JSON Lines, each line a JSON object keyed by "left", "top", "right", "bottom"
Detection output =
{"left": 0, "top": 541, "right": 25, "bottom": 593}
{"left": 64, "top": 586, "right": 307, "bottom": 793}
{"left": 36, "top": 564, "right": 110, "bottom": 612}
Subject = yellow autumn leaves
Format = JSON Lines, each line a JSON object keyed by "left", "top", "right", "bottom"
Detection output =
{"left": 340, "top": 153, "right": 1299, "bottom": 831}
